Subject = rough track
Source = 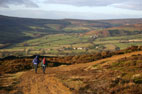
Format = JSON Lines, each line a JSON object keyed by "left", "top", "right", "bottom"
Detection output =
{"left": 17, "top": 71, "right": 72, "bottom": 94}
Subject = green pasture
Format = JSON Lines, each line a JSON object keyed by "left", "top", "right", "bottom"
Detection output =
{"left": 1, "top": 33, "right": 142, "bottom": 57}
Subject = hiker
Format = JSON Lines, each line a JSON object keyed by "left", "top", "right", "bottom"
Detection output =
{"left": 32, "top": 56, "right": 40, "bottom": 73}
{"left": 41, "top": 57, "right": 48, "bottom": 74}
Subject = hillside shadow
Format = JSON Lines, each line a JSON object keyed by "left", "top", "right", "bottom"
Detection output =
{"left": 47, "top": 62, "right": 71, "bottom": 67}
{"left": 0, "top": 78, "right": 23, "bottom": 94}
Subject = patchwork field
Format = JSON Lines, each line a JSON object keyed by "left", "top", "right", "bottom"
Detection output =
{"left": 1, "top": 33, "right": 142, "bottom": 58}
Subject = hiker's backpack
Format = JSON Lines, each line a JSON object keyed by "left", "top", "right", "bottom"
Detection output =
{"left": 43, "top": 58, "right": 46, "bottom": 65}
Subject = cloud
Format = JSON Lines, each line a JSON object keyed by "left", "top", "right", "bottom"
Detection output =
{"left": 112, "top": 1, "right": 142, "bottom": 10}
{"left": 0, "top": 0, "right": 141, "bottom": 10}
{"left": 45, "top": 0, "right": 142, "bottom": 10}
{"left": 0, "top": 0, "right": 38, "bottom": 8}
{"left": 0, "top": 9, "right": 141, "bottom": 20}
{"left": 45, "top": 0, "right": 118, "bottom": 6}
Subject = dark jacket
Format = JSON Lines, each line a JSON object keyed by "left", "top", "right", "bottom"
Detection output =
{"left": 33, "top": 56, "right": 40, "bottom": 65}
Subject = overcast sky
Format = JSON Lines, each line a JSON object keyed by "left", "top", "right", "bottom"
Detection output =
{"left": 0, "top": 0, "right": 142, "bottom": 20}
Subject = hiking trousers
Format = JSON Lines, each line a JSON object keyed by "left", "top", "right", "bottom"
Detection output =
{"left": 42, "top": 66, "right": 46, "bottom": 74}
{"left": 34, "top": 64, "right": 38, "bottom": 73}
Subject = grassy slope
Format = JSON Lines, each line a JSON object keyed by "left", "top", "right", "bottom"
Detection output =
{"left": 94, "top": 34, "right": 142, "bottom": 49}
{"left": 0, "top": 15, "right": 117, "bottom": 45}
{"left": 2, "top": 33, "right": 142, "bottom": 56}
{"left": 1, "top": 15, "right": 142, "bottom": 45}
{"left": 86, "top": 24, "right": 142, "bottom": 37}
{"left": 1, "top": 33, "right": 142, "bottom": 57}
{"left": 0, "top": 15, "right": 71, "bottom": 47}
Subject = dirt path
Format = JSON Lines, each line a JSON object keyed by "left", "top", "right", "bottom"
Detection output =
{"left": 15, "top": 70, "right": 72, "bottom": 94}
{"left": 2, "top": 51, "right": 142, "bottom": 94}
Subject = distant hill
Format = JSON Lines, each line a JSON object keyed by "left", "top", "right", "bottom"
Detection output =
{"left": 1, "top": 15, "right": 142, "bottom": 44}
{"left": 0, "top": 15, "right": 70, "bottom": 45}
{"left": 85, "top": 23, "right": 142, "bottom": 37}
{"left": 0, "top": 15, "right": 142, "bottom": 53}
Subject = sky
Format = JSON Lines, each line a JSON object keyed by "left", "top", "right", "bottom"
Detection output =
{"left": 0, "top": 0, "right": 142, "bottom": 20}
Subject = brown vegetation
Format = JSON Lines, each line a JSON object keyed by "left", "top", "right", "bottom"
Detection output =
{"left": 49, "top": 46, "right": 142, "bottom": 64}
{"left": 1, "top": 46, "right": 142, "bottom": 94}
{"left": 0, "top": 46, "right": 142, "bottom": 75}
{"left": 0, "top": 58, "right": 33, "bottom": 74}
{"left": 85, "top": 24, "right": 142, "bottom": 37}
